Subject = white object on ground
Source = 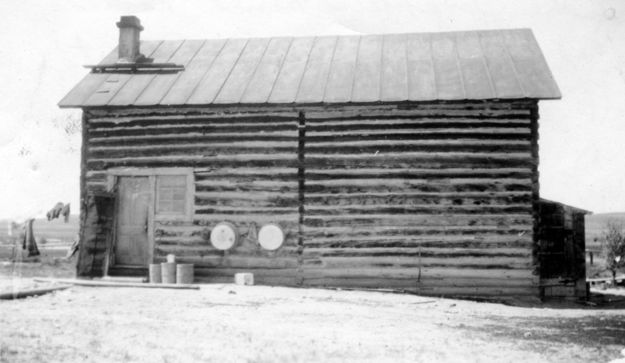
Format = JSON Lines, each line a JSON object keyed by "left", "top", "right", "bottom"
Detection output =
{"left": 234, "top": 273, "right": 254, "bottom": 286}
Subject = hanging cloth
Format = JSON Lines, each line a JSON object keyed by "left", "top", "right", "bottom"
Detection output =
{"left": 21, "top": 219, "right": 40, "bottom": 257}
{"left": 61, "top": 203, "right": 71, "bottom": 223}
{"left": 46, "top": 202, "right": 64, "bottom": 221}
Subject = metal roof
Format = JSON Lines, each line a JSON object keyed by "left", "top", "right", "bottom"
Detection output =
{"left": 58, "top": 29, "right": 561, "bottom": 108}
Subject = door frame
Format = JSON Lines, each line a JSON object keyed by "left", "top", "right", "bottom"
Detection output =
{"left": 106, "top": 168, "right": 194, "bottom": 269}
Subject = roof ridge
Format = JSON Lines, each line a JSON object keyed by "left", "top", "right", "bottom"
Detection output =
{"left": 135, "top": 28, "right": 535, "bottom": 43}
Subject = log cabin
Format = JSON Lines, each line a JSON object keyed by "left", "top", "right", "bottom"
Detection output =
{"left": 59, "top": 16, "right": 587, "bottom": 299}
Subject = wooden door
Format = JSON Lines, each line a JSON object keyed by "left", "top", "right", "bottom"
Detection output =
{"left": 115, "top": 176, "right": 151, "bottom": 266}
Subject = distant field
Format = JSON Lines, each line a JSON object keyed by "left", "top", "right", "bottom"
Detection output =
{"left": 585, "top": 212, "right": 625, "bottom": 253}
{"left": 0, "top": 215, "right": 78, "bottom": 243}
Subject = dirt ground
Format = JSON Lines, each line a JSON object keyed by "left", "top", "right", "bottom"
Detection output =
{"left": 1, "top": 260, "right": 625, "bottom": 363}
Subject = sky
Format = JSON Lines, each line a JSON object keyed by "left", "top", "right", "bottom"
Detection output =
{"left": 0, "top": 0, "right": 624, "bottom": 220}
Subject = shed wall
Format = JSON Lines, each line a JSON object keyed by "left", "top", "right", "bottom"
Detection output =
{"left": 81, "top": 100, "right": 539, "bottom": 297}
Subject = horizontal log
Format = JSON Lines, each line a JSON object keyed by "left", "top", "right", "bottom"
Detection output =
{"left": 194, "top": 167, "right": 297, "bottom": 177}
{"left": 411, "top": 286, "right": 538, "bottom": 297}
{"left": 301, "top": 278, "right": 538, "bottom": 296}
{"left": 193, "top": 214, "right": 300, "bottom": 223}
{"left": 155, "top": 255, "right": 299, "bottom": 269}
{"left": 90, "top": 122, "right": 298, "bottom": 137}
{"left": 195, "top": 175, "right": 300, "bottom": 185}
{"left": 192, "top": 267, "right": 299, "bottom": 285}
{"left": 154, "top": 237, "right": 208, "bottom": 247}
{"left": 90, "top": 130, "right": 297, "bottom": 143}
{"left": 305, "top": 166, "right": 531, "bottom": 177}
{"left": 301, "top": 266, "right": 534, "bottom": 280}
{"left": 305, "top": 193, "right": 532, "bottom": 207}
{"left": 302, "top": 239, "right": 533, "bottom": 250}
{"left": 301, "top": 224, "right": 533, "bottom": 235}
{"left": 303, "top": 144, "right": 530, "bottom": 154}
{"left": 195, "top": 197, "right": 299, "bottom": 208}
{"left": 305, "top": 204, "right": 532, "bottom": 215}
{"left": 307, "top": 127, "right": 529, "bottom": 137}
{"left": 302, "top": 247, "right": 531, "bottom": 258}
{"left": 154, "top": 242, "right": 298, "bottom": 260}
{"left": 304, "top": 159, "right": 534, "bottom": 170}
{"left": 305, "top": 118, "right": 530, "bottom": 130}
{"left": 189, "top": 218, "right": 299, "bottom": 228}
{"left": 300, "top": 275, "right": 538, "bottom": 288}
{"left": 305, "top": 133, "right": 531, "bottom": 143}
{"left": 305, "top": 182, "right": 532, "bottom": 194}
{"left": 88, "top": 113, "right": 299, "bottom": 125}
{"left": 155, "top": 245, "right": 217, "bottom": 256}
{"left": 92, "top": 153, "right": 296, "bottom": 163}
{"left": 304, "top": 108, "right": 532, "bottom": 120}
{"left": 303, "top": 214, "right": 533, "bottom": 227}
{"left": 303, "top": 232, "right": 533, "bottom": 243}
{"left": 194, "top": 206, "right": 298, "bottom": 215}
{"left": 306, "top": 151, "right": 531, "bottom": 160}
{"left": 304, "top": 190, "right": 531, "bottom": 199}
{"left": 195, "top": 181, "right": 298, "bottom": 193}
{"left": 306, "top": 177, "right": 532, "bottom": 186}
{"left": 88, "top": 157, "right": 298, "bottom": 170}
{"left": 302, "top": 256, "right": 532, "bottom": 269}
{"left": 195, "top": 191, "right": 298, "bottom": 200}
{"left": 88, "top": 145, "right": 298, "bottom": 159}
{"left": 308, "top": 138, "right": 531, "bottom": 148}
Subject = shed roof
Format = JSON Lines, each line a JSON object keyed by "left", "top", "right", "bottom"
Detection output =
{"left": 539, "top": 199, "right": 592, "bottom": 215}
{"left": 59, "top": 29, "right": 561, "bottom": 108}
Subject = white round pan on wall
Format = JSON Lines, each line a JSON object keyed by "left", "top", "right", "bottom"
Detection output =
{"left": 258, "top": 224, "right": 284, "bottom": 250}
{"left": 210, "top": 222, "right": 238, "bottom": 250}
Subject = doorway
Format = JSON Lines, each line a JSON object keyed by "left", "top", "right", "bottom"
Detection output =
{"left": 114, "top": 176, "right": 151, "bottom": 266}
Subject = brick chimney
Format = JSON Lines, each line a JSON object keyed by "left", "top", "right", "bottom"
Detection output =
{"left": 116, "top": 16, "right": 143, "bottom": 63}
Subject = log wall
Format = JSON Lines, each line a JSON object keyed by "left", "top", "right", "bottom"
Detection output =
{"left": 302, "top": 101, "right": 539, "bottom": 297}
{"left": 84, "top": 109, "right": 301, "bottom": 285}
{"left": 81, "top": 100, "right": 540, "bottom": 297}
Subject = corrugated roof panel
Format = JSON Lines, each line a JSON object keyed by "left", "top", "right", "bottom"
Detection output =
{"left": 159, "top": 39, "right": 225, "bottom": 105}
{"left": 295, "top": 36, "right": 337, "bottom": 103}
{"left": 186, "top": 38, "right": 248, "bottom": 104}
{"left": 455, "top": 32, "right": 495, "bottom": 99}
{"left": 352, "top": 35, "right": 383, "bottom": 103}
{"left": 478, "top": 31, "right": 525, "bottom": 99}
{"left": 240, "top": 37, "right": 292, "bottom": 104}
{"left": 133, "top": 39, "right": 205, "bottom": 106}
{"left": 214, "top": 38, "right": 271, "bottom": 104}
{"left": 430, "top": 33, "right": 465, "bottom": 100}
{"left": 58, "top": 29, "right": 561, "bottom": 108}
{"left": 323, "top": 35, "right": 360, "bottom": 103}
{"left": 501, "top": 29, "right": 561, "bottom": 99}
{"left": 405, "top": 34, "right": 437, "bottom": 101}
{"left": 380, "top": 34, "right": 408, "bottom": 102}
{"left": 268, "top": 36, "right": 314, "bottom": 103}
{"left": 108, "top": 40, "right": 184, "bottom": 106}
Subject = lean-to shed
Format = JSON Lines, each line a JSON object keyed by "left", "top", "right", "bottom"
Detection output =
{"left": 60, "top": 16, "right": 579, "bottom": 298}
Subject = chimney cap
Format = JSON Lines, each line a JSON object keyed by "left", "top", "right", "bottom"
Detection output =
{"left": 116, "top": 16, "right": 144, "bottom": 31}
